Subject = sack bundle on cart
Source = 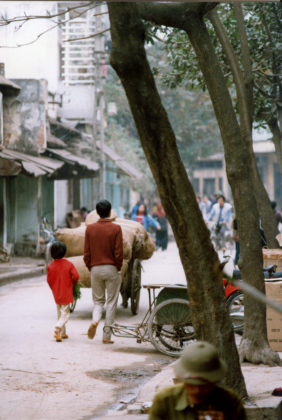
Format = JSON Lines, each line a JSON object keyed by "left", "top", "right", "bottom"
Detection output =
{"left": 55, "top": 209, "right": 155, "bottom": 315}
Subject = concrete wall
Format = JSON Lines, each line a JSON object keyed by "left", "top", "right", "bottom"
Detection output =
{"left": 57, "top": 84, "right": 95, "bottom": 121}
{"left": 15, "top": 175, "right": 38, "bottom": 244}
{"left": 55, "top": 180, "right": 72, "bottom": 229}
{"left": 0, "top": 1, "right": 59, "bottom": 93}
{"left": 3, "top": 79, "right": 47, "bottom": 154}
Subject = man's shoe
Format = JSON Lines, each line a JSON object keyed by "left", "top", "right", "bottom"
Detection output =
{"left": 88, "top": 323, "right": 98, "bottom": 339}
{"left": 61, "top": 334, "right": 68, "bottom": 339}
{"left": 54, "top": 333, "right": 62, "bottom": 342}
{"left": 102, "top": 339, "right": 114, "bottom": 344}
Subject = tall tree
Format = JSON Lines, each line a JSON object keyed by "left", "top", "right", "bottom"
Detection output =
{"left": 108, "top": 2, "right": 248, "bottom": 398}
{"left": 207, "top": 4, "right": 279, "bottom": 248}
{"left": 109, "top": 2, "right": 282, "bottom": 367}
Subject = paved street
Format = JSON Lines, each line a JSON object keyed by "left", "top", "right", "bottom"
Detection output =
{"left": 0, "top": 241, "right": 187, "bottom": 420}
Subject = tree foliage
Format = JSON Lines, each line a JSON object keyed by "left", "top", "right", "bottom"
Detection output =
{"left": 151, "top": 2, "right": 282, "bottom": 130}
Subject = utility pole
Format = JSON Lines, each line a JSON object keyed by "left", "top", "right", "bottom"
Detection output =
{"left": 93, "top": 4, "right": 106, "bottom": 200}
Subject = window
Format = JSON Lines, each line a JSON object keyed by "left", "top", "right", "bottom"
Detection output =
{"left": 195, "top": 160, "right": 223, "bottom": 170}
{"left": 218, "top": 177, "right": 223, "bottom": 191}
{"left": 67, "top": 180, "right": 73, "bottom": 205}
{"left": 203, "top": 178, "right": 215, "bottom": 196}
{"left": 192, "top": 178, "right": 199, "bottom": 193}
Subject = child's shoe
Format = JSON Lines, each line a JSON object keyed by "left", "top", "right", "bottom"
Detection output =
{"left": 61, "top": 334, "right": 68, "bottom": 339}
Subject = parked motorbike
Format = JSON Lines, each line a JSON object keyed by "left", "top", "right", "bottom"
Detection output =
{"left": 224, "top": 263, "right": 281, "bottom": 334}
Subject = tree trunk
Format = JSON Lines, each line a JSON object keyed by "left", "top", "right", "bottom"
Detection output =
{"left": 108, "top": 2, "right": 248, "bottom": 398}
{"left": 209, "top": 8, "right": 279, "bottom": 250}
{"left": 182, "top": 12, "right": 281, "bottom": 366}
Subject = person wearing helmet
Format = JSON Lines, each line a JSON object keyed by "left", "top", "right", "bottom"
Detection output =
{"left": 149, "top": 341, "right": 246, "bottom": 420}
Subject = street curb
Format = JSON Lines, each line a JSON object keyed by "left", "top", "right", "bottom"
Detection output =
{"left": 135, "top": 364, "right": 282, "bottom": 420}
{"left": 0, "top": 266, "right": 46, "bottom": 284}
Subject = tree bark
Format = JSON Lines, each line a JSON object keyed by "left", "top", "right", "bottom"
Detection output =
{"left": 108, "top": 2, "right": 248, "bottom": 398}
{"left": 208, "top": 8, "right": 279, "bottom": 249}
{"left": 233, "top": 2, "right": 254, "bottom": 127}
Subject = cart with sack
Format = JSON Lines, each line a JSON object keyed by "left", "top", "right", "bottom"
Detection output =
{"left": 55, "top": 210, "right": 155, "bottom": 315}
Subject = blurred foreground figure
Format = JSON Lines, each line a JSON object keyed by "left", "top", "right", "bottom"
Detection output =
{"left": 149, "top": 341, "right": 246, "bottom": 420}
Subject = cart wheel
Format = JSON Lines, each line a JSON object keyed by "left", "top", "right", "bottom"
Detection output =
{"left": 131, "top": 259, "right": 142, "bottom": 315}
{"left": 148, "top": 298, "right": 195, "bottom": 357}
{"left": 69, "top": 299, "right": 77, "bottom": 313}
{"left": 227, "top": 291, "right": 244, "bottom": 333}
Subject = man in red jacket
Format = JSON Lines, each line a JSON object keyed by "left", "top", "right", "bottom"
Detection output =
{"left": 84, "top": 200, "right": 123, "bottom": 344}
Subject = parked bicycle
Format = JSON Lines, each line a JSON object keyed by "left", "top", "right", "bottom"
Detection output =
{"left": 40, "top": 217, "right": 57, "bottom": 264}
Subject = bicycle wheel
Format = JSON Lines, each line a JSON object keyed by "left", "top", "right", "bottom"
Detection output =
{"left": 69, "top": 299, "right": 77, "bottom": 313}
{"left": 131, "top": 259, "right": 142, "bottom": 315}
{"left": 148, "top": 298, "right": 195, "bottom": 357}
{"left": 227, "top": 291, "right": 244, "bottom": 332}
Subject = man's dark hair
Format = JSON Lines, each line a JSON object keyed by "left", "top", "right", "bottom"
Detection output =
{"left": 271, "top": 201, "right": 277, "bottom": 210}
{"left": 80, "top": 206, "right": 88, "bottom": 213}
{"left": 217, "top": 195, "right": 226, "bottom": 202}
{"left": 51, "top": 241, "right": 66, "bottom": 259}
{"left": 96, "top": 199, "right": 111, "bottom": 218}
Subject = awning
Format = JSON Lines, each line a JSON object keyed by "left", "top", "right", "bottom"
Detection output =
{"left": 0, "top": 149, "right": 64, "bottom": 177}
{"left": 0, "top": 148, "right": 99, "bottom": 180}
{"left": 0, "top": 75, "right": 21, "bottom": 96}
{"left": 96, "top": 141, "right": 143, "bottom": 180}
{"left": 49, "top": 118, "right": 142, "bottom": 179}
{"left": 45, "top": 148, "right": 99, "bottom": 172}
{"left": 0, "top": 156, "right": 22, "bottom": 176}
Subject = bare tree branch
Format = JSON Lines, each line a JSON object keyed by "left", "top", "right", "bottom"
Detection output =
{"left": 0, "top": 2, "right": 95, "bottom": 26}
{"left": 0, "top": 4, "right": 104, "bottom": 49}
{"left": 63, "top": 27, "right": 110, "bottom": 43}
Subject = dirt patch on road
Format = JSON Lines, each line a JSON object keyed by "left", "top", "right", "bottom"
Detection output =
{"left": 83, "top": 354, "right": 172, "bottom": 419}
{"left": 86, "top": 355, "right": 171, "bottom": 384}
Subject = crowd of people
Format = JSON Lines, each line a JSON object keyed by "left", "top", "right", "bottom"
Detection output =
{"left": 129, "top": 199, "right": 169, "bottom": 252}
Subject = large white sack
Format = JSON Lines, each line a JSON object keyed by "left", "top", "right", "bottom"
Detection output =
{"left": 56, "top": 223, "right": 86, "bottom": 258}
{"left": 66, "top": 255, "right": 129, "bottom": 288}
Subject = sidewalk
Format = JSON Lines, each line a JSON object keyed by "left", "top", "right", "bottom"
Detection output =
{"left": 99, "top": 352, "right": 282, "bottom": 420}
{"left": 0, "top": 256, "right": 46, "bottom": 284}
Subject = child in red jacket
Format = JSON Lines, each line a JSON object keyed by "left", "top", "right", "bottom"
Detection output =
{"left": 47, "top": 242, "right": 79, "bottom": 342}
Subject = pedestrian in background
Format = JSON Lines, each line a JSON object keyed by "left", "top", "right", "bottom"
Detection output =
{"left": 80, "top": 207, "right": 89, "bottom": 222}
{"left": 153, "top": 202, "right": 168, "bottom": 251}
{"left": 47, "top": 242, "right": 79, "bottom": 342}
{"left": 132, "top": 203, "right": 161, "bottom": 232}
{"left": 199, "top": 195, "right": 211, "bottom": 221}
{"left": 84, "top": 200, "right": 123, "bottom": 344}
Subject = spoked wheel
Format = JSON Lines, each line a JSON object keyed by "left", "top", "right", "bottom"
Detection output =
{"left": 227, "top": 291, "right": 244, "bottom": 333}
{"left": 69, "top": 299, "right": 77, "bottom": 313}
{"left": 131, "top": 259, "right": 142, "bottom": 315}
{"left": 148, "top": 298, "right": 195, "bottom": 357}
